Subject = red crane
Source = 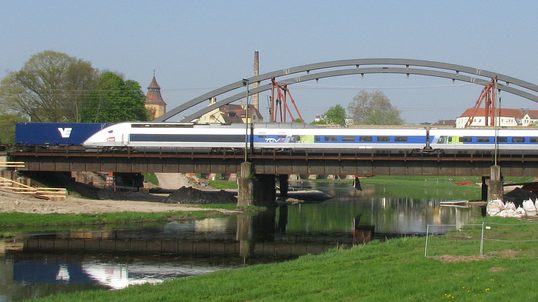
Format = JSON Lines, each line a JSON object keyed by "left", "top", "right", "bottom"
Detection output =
{"left": 465, "top": 77, "right": 498, "bottom": 127}
{"left": 270, "top": 78, "right": 304, "bottom": 123}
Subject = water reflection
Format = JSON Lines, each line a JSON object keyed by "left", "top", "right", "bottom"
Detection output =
{"left": 0, "top": 180, "right": 484, "bottom": 301}
{"left": 284, "top": 181, "right": 482, "bottom": 236}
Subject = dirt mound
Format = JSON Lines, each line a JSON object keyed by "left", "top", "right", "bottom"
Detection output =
{"left": 164, "top": 187, "right": 236, "bottom": 204}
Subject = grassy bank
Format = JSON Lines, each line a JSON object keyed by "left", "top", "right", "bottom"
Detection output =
{"left": 33, "top": 216, "right": 538, "bottom": 301}
{"left": 208, "top": 179, "right": 238, "bottom": 190}
{"left": 0, "top": 203, "right": 253, "bottom": 237}
{"left": 0, "top": 210, "right": 226, "bottom": 228}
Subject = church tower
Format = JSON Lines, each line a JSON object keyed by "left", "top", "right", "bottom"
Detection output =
{"left": 145, "top": 74, "right": 166, "bottom": 120}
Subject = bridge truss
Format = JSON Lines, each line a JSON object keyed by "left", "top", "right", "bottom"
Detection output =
{"left": 154, "top": 58, "right": 538, "bottom": 123}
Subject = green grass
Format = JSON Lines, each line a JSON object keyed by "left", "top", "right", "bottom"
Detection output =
{"left": 32, "top": 217, "right": 538, "bottom": 302}
{"left": 142, "top": 172, "right": 159, "bottom": 186}
{"left": 0, "top": 211, "right": 223, "bottom": 229}
{"left": 208, "top": 179, "right": 238, "bottom": 190}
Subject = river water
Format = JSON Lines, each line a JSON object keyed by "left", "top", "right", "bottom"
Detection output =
{"left": 0, "top": 180, "right": 484, "bottom": 301}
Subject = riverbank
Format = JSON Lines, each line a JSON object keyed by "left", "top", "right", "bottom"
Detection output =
{"left": 0, "top": 190, "right": 240, "bottom": 215}
{"left": 32, "top": 216, "right": 538, "bottom": 301}
{"left": 0, "top": 189, "right": 241, "bottom": 230}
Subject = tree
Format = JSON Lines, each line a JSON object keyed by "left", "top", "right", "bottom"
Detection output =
{"left": 0, "top": 50, "right": 98, "bottom": 122}
{"left": 347, "top": 90, "right": 403, "bottom": 125}
{"left": 313, "top": 104, "right": 347, "bottom": 126}
{"left": 80, "top": 71, "right": 149, "bottom": 122}
{"left": 0, "top": 112, "right": 28, "bottom": 145}
{"left": 324, "top": 104, "right": 347, "bottom": 126}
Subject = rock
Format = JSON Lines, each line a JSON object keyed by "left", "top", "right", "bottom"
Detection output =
{"left": 522, "top": 199, "right": 537, "bottom": 216}
{"left": 505, "top": 202, "right": 516, "bottom": 211}
{"left": 487, "top": 199, "right": 504, "bottom": 216}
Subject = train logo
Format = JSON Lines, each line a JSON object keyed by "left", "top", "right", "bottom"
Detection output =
{"left": 265, "top": 137, "right": 286, "bottom": 143}
{"left": 57, "top": 128, "right": 73, "bottom": 138}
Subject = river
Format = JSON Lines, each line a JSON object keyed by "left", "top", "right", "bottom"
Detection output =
{"left": 0, "top": 179, "right": 484, "bottom": 301}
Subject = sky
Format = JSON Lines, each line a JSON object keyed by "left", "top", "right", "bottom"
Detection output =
{"left": 1, "top": 0, "right": 538, "bottom": 124}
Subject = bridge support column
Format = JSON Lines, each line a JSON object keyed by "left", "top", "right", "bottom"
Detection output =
{"left": 487, "top": 165, "right": 503, "bottom": 201}
{"left": 237, "top": 162, "right": 277, "bottom": 207}
{"left": 253, "top": 174, "right": 276, "bottom": 207}
{"left": 278, "top": 174, "right": 289, "bottom": 197}
{"left": 238, "top": 162, "right": 253, "bottom": 206}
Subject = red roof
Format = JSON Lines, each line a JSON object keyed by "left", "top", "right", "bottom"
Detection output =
{"left": 148, "top": 76, "right": 160, "bottom": 90}
{"left": 145, "top": 76, "right": 166, "bottom": 106}
{"left": 526, "top": 110, "right": 538, "bottom": 119}
{"left": 459, "top": 108, "right": 525, "bottom": 119}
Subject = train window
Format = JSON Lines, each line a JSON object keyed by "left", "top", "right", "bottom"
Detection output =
{"left": 131, "top": 123, "right": 194, "bottom": 128}
{"left": 315, "top": 136, "right": 321, "bottom": 142}
{"left": 512, "top": 137, "right": 525, "bottom": 143}
{"left": 530, "top": 138, "right": 538, "bottom": 143}
{"left": 325, "top": 136, "right": 338, "bottom": 142}
{"left": 497, "top": 137, "right": 508, "bottom": 143}
{"left": 360, "top": 136, "right": 372, "bottom": 142}
{"left": 377, "top": 136, "right": 390, "bottom": 142}
{"left": 289, "top": 135, "right": 300, "bottom": 143}
{"left": 461, "top": 137, "right": 472, "bottom": 143}
{"left": 477, "top": 137, "right": 490, "bottom": 143}
{"left": 437, "top": 136, "right": 448, "bottom": 144}
{"left": 342, "top": 136, "right": 355, "bottom": 142}
{"left": 395, "top": 136, "right": 408, "bottom": 142}
{"left": 258, "top": 135, "right": 266, "bottom": 138}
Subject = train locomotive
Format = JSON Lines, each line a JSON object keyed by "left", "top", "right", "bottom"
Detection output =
{"left": 81, "top": 122, "right": 538, "bottom": 155}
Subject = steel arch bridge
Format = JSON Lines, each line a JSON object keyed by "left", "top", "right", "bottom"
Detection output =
{"left": 154, "top": 58, "right": 538, "bottom": 123}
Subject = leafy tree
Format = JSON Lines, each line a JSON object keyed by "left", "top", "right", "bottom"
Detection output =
{"left": 324, "top": 104, "right": 347, "bottom": 126}
{"left": 81, "top": 71, "right": 149, "bottom": 122}
{"left": 313, "top": 104, "right": 347, "bottom": 126}
{"left": 347, "top": 90, "right": 403, "bottom": 125}
{"left": 0, "top": 50, "right": 97, "bottom": 122}
{"left": 0, "top": 112, "right": 28, "bottom": 145}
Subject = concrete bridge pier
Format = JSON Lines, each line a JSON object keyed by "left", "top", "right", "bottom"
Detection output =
{"left": 237, "top": 162, "right": 277, "bottom": 206}
{"left": 487, "top": 165, "right": 503, "bottom": 201}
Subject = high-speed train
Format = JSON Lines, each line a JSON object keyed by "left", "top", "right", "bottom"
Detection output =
{"left": 82, "top": 122, "right": 538, "bottom": 154}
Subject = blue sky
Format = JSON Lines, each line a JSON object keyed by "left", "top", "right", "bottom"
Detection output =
{"left": 1, "top": 0, "right": 537, "bottom": 123}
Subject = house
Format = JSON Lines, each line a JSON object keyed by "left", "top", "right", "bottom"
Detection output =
{"left": 197, "top": 98, "right": 263, "bottom": 124}
{"left": 455, "top": 108, "right": 536, "bottom": 128}
{"left": 521, "top": 109, "right": 538, "bottom": 126}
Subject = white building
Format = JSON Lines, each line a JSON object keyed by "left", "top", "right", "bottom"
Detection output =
{"left": 455, "top": 108, "right": 538, "bottom": 128}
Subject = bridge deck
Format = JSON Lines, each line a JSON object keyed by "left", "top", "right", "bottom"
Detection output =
{"left": 9, "top": 149, "right": 538, "bottom": 176}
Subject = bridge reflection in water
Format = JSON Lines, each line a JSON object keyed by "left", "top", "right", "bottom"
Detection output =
{"left": 20, "top": 209, "right": 341, "bottom": 261}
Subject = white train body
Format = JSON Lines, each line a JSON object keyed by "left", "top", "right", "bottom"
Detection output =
{"left": 82, "top": 122, "right": 538, "bottom": 154}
